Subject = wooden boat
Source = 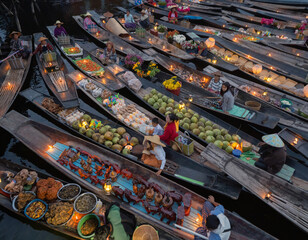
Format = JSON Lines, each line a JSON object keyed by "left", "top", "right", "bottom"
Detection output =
{"left": 0, "top": 159, "right": 175, "bottom": 239}
{"left": 33, "top": 33, "right": 79, "bottom": 108}
{"left": 46, "top": 25, "right": 124, "bottom": 91}
{"left": 152, "top": 52, "right": 279, "bottom": 129}
{"left": 20, "top": 88, "right": 242, "bottom": 199}
{"left": 202, "top": 143, "right": 308, "bottom": 232}
{"left": 203, "top": 66, "right": 308, "bottom": 132}
{"left": 0, "top": 35, "right": 32, "bottom": 118}
{"left": 72, "top": 15, "right": 153, "bottom": 62}
{"left": 0, "top": 110, "right": 276, "bottom": 240}
{"left": 244, "top": 0, "right": 308, "bottom": 10}
{"left": 278, "top": 128, "right": 308, "bottom": 161}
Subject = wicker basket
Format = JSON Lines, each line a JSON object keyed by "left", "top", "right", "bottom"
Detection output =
{"left": 245, "top": 101, "right": 261, "bottom": 111}
{"left": 58, "top": 34, "right": 70, "bottom": 46}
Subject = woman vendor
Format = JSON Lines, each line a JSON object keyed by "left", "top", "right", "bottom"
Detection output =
{"left": 142, "top": 135, "right": 166, "bottom": 176}
{"left": 32, "top": 37, "right": 53, "bottom": 55}
{"left": 98, "top": 41, "right": 117, "bottom": 64}
{"left": 168, "top": 5, "right": 178, "bottom": 24}
{"left": 207, "top": 71, "right": 223, "bottom": 94}
{"left": 83, "top": 12, "right": 95, "bottom": 31}
{"left": 254, "top": 133, "right": 286, "bottom": 174}
{"left": 159, "top": 113, "right": 179, "bottom": 145}
{"left": 54, "top": 20, "right": 67, "bottom": 38}
{"left": 9, "top": 31, "right": 30, "bottom": 58}
{"left": 212, "top": 82, "right": 234, "bottom": 113}
{"left": 124, "top": 10, "right": 137, "bottom": 29}
{"left": 196, "top": 41, "right": 208, "bottom": 57}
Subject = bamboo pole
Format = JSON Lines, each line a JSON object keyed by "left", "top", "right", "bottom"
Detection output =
{"left": 12, "top": 0, "right": 21, "bottom": 32}
{"left": 0, "top": 0, "right": 13, "bottom": 15}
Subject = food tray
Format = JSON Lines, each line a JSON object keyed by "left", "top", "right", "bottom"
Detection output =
{"left": 24, "top": 199, "right": 48, "bottom": 221}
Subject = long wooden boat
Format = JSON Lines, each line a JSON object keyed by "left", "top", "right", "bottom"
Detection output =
{"left": 72, "top": 15, "right": 153, "bottom": 62}
{"left": 0, "top": 158, "right": 176, "bottom": 239}
{"left": 244, "top": 0, "right": 308, "bottom": 10}
{"left": 0, "top": 110, "right": 276, "bottom": 240}
{"left": 0, "top": 35, "right": 32, "bottom": 118}
{"left": 46, "top": 25, "right": 124, "bottom": 91}
{"left": 202, "top": 143, "right": 308, "bottom": 232}
{"left": 278, "top": 128, "right": 308, "bottom": 161}
{"left": 33, "top": 33, "right": 79, "bottom": 108}
{"left": 20, "top": 88, "right": 242, "bottom": 199}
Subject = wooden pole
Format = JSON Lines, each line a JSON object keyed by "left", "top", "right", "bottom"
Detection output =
{"left": 0, "top": 0, "right": 13, "bottom": 15}
{"left": 12, "top": 0, "right": 21, "bottom": 32}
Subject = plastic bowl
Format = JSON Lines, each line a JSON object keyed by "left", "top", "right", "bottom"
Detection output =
{"left": 24, "top": 199, "right": 48, "bottom": 221}
{"left": 12, "top": 191, "right": 36, "bottom": 212}
{"left": 77, "top": 214, "right": 100, "bottom": 239}
{"left": 74, "top": 192, "right": 97, "bottom": 214}
{"left": 57, "top": 183, "right": 81, "bottom": 202}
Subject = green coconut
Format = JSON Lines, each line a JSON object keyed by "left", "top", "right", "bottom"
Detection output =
{"left": 181, "top": 108, "right": 187, "bottom": 114}
{"left": 81, "top": 114, "right": 91, "bottom": 123}
{"left": 200, "top": 118, "right": 206, "bottom": 124}
{"left": 213, "top": 129, "right": 221, "bottom": 137}
{"left": 162, "top": 96, "right": 168, "bottom": 102}
{"left": 225, "top": 146, "right": 234, "bottom": 154}
{"left": 117, "top": 127, "right": 126, "bottom": 135}
{"left": 157, "top": 99, "right": 163, "bottom": 104}
{"left": 130, "top": 137, "right": 139, "bottom": 146}
{"left": 205, "top": 126, "right": 213, "bottom": 131}
{"left": 232, "top": 134, "right": 241, "bottom": 142}
{"left": 143, "top": 95, "right": 149, "bottom": 102}
{"left": 193, "top": 113, "right": 199, "bottom": 119}
{"left": 242, "top": 140, "right": 252, "bottom": 152}
{"left": 79, "top": 127, "right": 87, "bottom": 134}
{"left": 174, "top": 103, "right": 179, "bottom": 109}
{"left": 173, "top": 109, "right": 179, "bottom": 114}
{"left": 112, "top": 144, "right": 122, "bottom": 152}
{"left": 199, "top": 132, "right": 206, "bottom": 139}
{"left": 157, "top": 93, "right": 162, "bottom": 98}
{"left": 122, "top": 148, "right": 131, "bottom": 155}
{"left": 114, "top": 133, "right": 121, "bottom": 139}
{"left": 216, "top": 135, "right": 225, "bottom": 141}
{"left": 188, "top": 109, "right": 194, "bottom": 115}
{"left": 86, "top": 129, "right": 94, "bottom": 138}
{"left": 198, "top": 126, "right": 205, "bottom": 132}
{"left": 206, "top": 136, "right": 215, "bottom": 143}
{"left": 183, "top": 123, "right": 190, "bottom": 130}
{"left": 153, "top": 103, "right": 160, "bottom": 110}
{"left": 104, "top": 131, "right": 114, "bottom": 141}
{"left": 184, "top": 113, "right": 192, "bottom": 119}
{"left": 105, "top": 140, "right": 113, "bottom": 148}
{"left": 176, "top": 113, "right": 184, "bottom": 119}
{"left": 214, "top": 140, "right": 223, "bottom": 149}
{"left": 119, "top": 138, "right": 128, "bottom": 146}
{"left": 105, "top": 125, "right": 111, "bottom": 130}
{"left": 98, "top": 135, "right": 105, "bottom": 144}
{"left": 99, "top": 126, "right": 107, "bottom": 135}
{"left": 206, "top": 130, "right": 214, "bottom": 136}
{"left": 205, "top": 120, "right": 213, "bottom": 126}
{"left": 112, "top": 137, "right": 120, "bottom": 144}
{"left": 212, "top": 124, "right": 220, "bottom": 129}
{"left": 168, "top": 98, "right": 174, "bottom": 104}
{"left": 166, "top": 107, "right": 173, "bottom": 113}
{"left": 148, "top": 98, "right": 155, "bottom": 106}
{"left": 159, "top": 107, "right": 166, "bottom": 114}
{"left": 224, "top": 134, "right": 232, "bottom": 142}
{"left": 110, "top": 128, "right": 117, "bottom": 133}
{"left": 161, "top": 102, "right": 167, "bottom": 108}
{"left": 165, "top": 111, "right": 172, "bottom": 116}
{"left": 222, "top": 141, "right": 230, "bottom": 149}
{"left": 197, "top": 121, "right": 205, "bottom": 127}
{"left": 151, "top": 89, "right": 157, "bottom": 95}
{"left": 190, "top": 123, "right": 198, "bottom": 131}
{"left": 193, "top": 129, "right": 200, "bottom": 136}
{"left": 221, "top": 129, "right": 228, "bottom": 136}
{"left": 167, "top": 102, "right": 174, "bottom": 108}
{"left": 191, "top": 116, "right": 198, "bottom": 123}
{"left": 92, "top": 133, "right": 101, "bottom": 142}
{"left": 183, "top": 117, "right": 191, "bottom": 124}
{"left": 72, "top": 121, "right": 80, "bottom": 130}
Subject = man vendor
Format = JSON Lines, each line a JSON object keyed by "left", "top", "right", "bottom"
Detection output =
{"left": 254, "top": 133, "right": 286, "bottom": 174}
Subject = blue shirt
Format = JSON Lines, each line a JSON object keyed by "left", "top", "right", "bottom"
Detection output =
{"left": 124, "top": 14, "right": 135, "bottom": 23}
{"left": 209, "top": 205, "right": 231, "bottom": 240}
{"left": 153, "top": 124, "right": 164, "bottom": 136}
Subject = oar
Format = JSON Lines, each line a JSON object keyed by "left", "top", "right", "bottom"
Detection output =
{"left": 0, "top": 50, "right": 21, "bottom": 64}
{"left": 174, "top": 224, "right": 209, "bottom": 240}
{"left": 174, "top": 174, "right": 205, "bottom": 186}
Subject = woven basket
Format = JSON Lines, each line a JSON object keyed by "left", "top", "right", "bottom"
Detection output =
{"left": 58, "top": 34, "right": 70, "bottom": 46}
{"left": 245, "top": 101, "right": 261, "bottom": 111}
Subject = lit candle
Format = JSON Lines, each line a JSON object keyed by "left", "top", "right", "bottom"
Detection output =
{"left": 120, "top": 47, "right": 123, "bottom": 51}
{"left": 296, "top": 53, "right": 299, "bottom": 56}
{"left": 262, "top": 92, "right": 268, "bottom": 96}
{"left": 212, "top": 59, "right": 217, "bottom": 64}
{"left": 266, "top": 192, "right": 272, "bottom": 199}
{"left": 293, "top": 138, "right": 298, "bottom": 145}
{"left": 179, "top": 101, "right": 185, "bottom": 110}
{"left": 104, "top": 179, "right": 112, "bottom": 195}
{"left": 268, "top": 53, "right": 272, "bottom": 57}
{"left": 170, "top": 65, "right": 174, "bottom": 71}
{"left": 188, "top": 95, "right": 193, "bottom": 102}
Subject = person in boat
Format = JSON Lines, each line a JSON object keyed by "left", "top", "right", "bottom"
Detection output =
{"left": 254, "top": 134, "right": 286, "bottom": 174}
{"left": 124, "top": 10, "right": 137, "bottom": 29}
{"left": 213, "top": 82, "right": 234, "bottom": 113}
{"left": 152, "top": 117, "right": 164, "bottom": 136}
{"left": 103, "top": 12, "right": 114, "bottom": 23}
{"left": 196, "top": 41, "right": 208, "bottom": 57}
{"left": 94, "top": 202, "right": 136, "bottom": 240}
{"left": 98, "top": 41, "right": 117, "bottom": 64}
{"left": 139, "top": 9, "right": 150, "bottom": 29}
{"left": 53, "top": 20, "right": 67, "bottom": 38}
{"left": 168, "top": 5, "right": 178, "bottom": 24}
{"left": 142, "top": 135, "right": 166, "bottom": 176}
{"left": 195, "top": 195, "right": 231, "bottom": 240}
{"left": 207, "top": 71, "right": 223, "bottom": 94}
{"left": 83, "top": 12, "right": 95, "bottom": 31}
{"left": 32, "top": 37, "right": 53, "bottom": 56}
{"left": 9, "top": 31, "right": 30, "bottom": 59}
{"left": 159, "top": 113, "right": 179, "bottom": 145}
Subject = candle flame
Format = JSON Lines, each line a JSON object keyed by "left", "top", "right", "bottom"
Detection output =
{"left": 48, "top": 145, "right": 53, "bottom": 150}
{"left": 268, "top": 53, "right": 272, "bottom": 57}
{"left": 263, "top": 92, "right": 268, "bottom": 96}
{"left": 296, "top": 53, "right": 299, "bottom": 56}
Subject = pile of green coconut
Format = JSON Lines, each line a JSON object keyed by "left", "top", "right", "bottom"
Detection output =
{"left": 71, "top": 114, "right": 139, "bottom": 155}
{"left": 143, "top": 89, "right": 252, "bottom": 154}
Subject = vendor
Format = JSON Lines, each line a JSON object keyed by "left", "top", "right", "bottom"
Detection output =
{"left": 94, "top": 202, "right": 136, "bottom": 240}
{"left": 32, "top": 37, "right": 53, "bottom": 55}
{"left": 152, "top": 117, "right": 164, "bottom": 136}
{"left": 83, "top": 12, "right": 95, "bottom": 31}
{"left": 103, "top": 12, "right": 114, "bottom": 23}
{"left": 168, "top": 5, "right": 178, "bottom": 24}
{"left": 9, "top": 31, "right": 30, "bottom": 59}
{"left": 139, "top": 9, "right": 150, "bottom": 29}
{"left": 54, "top": 20, "right": 67, "bottom": 38}
{"left": 98, "top": 41, "right": 117, "bottom": 64}
{"left": 207, "top": 71, "right": 223, "bottom": 94}
{"left": 142, "top": 135, "right": 166, "bottom": 176}
{"left": 124, "top": 10, "right": 137, "bottom": 29}
{"left": 255, "top": 133, "right": 286, "bottom": 174}
{"left": 195, "top": 195, "right": 231, "bottom": 240}
{"left": 159, "top": 113, "right": 179, "bottom": 145}
{"left": 213, "top": 82, "right": 234, "bottom": 113}
{"left": 197, "top": 41, "right": 208, "bottom": 57}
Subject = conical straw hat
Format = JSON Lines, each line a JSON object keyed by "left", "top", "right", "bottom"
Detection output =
{"left": 262, "top": 134, "right": 284, "bottom": 148}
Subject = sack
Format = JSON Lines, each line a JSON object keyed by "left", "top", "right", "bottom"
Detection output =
{"left": 149, "top": 15, "right": 154, "bottom": 23}
{"left": 8, "top": 55, "right": 24, "bottom": 69}
{"left": 180, "top": 20, "right": 190, "bottom": 29}
{"left": 175, "top": 132, "right": 194, "bottom": 156}
{"left": 58, "top": 33, "right": 70, "bottom": 45}
{"left": 44, "top": 51, "right": 56, "bottom": 62}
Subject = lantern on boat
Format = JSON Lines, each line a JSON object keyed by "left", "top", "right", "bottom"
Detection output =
{"left": 104, "top": 179, "right": 112, "bottom": 195}
{"left": 293, "top": 138, "right": 298, "bottom": 145}
{"left": 303, "top": 85, "right": 308, "bottom": 98}
{"left": 169, "top": 65, "right": 174, "bottom": 71}
{"left": 265, "top": 192, "right": 272, "bottom": 199}
{"left": 179, "top": 101, "right": 185, "bottom": 110}
{"left": 188, "top": 95, "right": 193, "bottom": 102}
{"left": 212, "top": 57, "right": 217, "bottom": 64}
{"left": 252, "top": 64, "right": 263, "bottom": 75}
{"left": 205, "top": 37, "right": 215, "bottom": 49}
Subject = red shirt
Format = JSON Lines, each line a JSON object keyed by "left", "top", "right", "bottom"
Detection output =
{"left": 168, "top": 11, "right": 178, "bottom": 20}
{"left": 33, "top": 43, "right": 53, "bottom": 55}
{"left": 159, "top": 122, "right": 178, "bottom": 145}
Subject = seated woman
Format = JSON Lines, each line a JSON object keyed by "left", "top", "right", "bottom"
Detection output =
{"left": 207, "top": 71, "right": 223, "bottom": 94}
{"left": 139, "top": 10, "right": 150, "bottom": 29}
{"left": 142, "top": 135, "right": 166, "bottom": 176}
{"left": 54, "top": 20, "right": 67, "bottom": 38}
{"left": 159, "top": 113, "right": 179, "bottom": 145}
{"left": 212, "top": 82, "right": 234, "bottom": 113}
{"left": 124, "top": 10, "right": 137, "bottom": 29}
{"left": 32, "top": 37, "right": 53, "bottom": 56}
{"left": 255, "top": 134, "right": 286, "bottom": 174}
{"left": 83, "top": 12, "right": 95, "bottom": 31}
{"left": 9, "top": 31, "right": 30, "bottom": 59}
{"left": 197, "top": 41, "right": 208, "bottom": 57}
{"left": 168, "top": 6, "right": 178, "bottom": 24}
{"left": 98, "top": 41, "right": 117, "bottom": 64}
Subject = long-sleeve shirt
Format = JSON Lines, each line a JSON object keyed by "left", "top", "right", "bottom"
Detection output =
{"left": 54, "top": 26, "right": 67, "bottom": 38}
{"left": 150, "top": 145, "right": 166, "bottom": 170}
{"left": 160, "top": 122, "right": 178, "bottom": 145}
{"left": 208, "top": 78, "right": 223, "bottom": 93}
{"left": 140, "top": 13, "right": 148, "bottom": 21}
{"left": 124, "top": 14, "right": 135, "bottom": 23}
{"left": 221, "top": 90, "right": 234, "bottom": 112}
{"left": 33, "top": 43, "right": 53, "bottom": 55}
{"left": 10, "top": 38, "right": 23, "bottom": 51}
{"left": 84, "top": 17, "right": 95, "bottom": 30}
{"left": 168, "top": 11, "right": 178, "bottom": 20}
{"left": 107, "top": 205, "right": 131, "bottom": 240}
{"left": 103, "top": 47, "right": 117, "bottom": 61}
{"left": 153, "top": 124, "right": 164, "bottom": 136}
{"left": 209, "top": 205, "right": 231, "bottom": 240}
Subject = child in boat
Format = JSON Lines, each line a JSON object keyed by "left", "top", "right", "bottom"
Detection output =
{"left": 168, "top": 5, "right": 178, "bottom": 24}
{"left": 54, "top": 20, "right": 67, "bottom": 38}
{"left": 207, "top": 71, "right": 223, "bottom": 94}
{"left": 195, "top": 195, "right": 231, "bottom": 240}
{"left": 83, "top": 12, "right": 96, "bottom": 31}
{"left": 152, "top": 117, "right": 164, "bottom": 136}
{"left": 196, "top": 41, "right": 208, "bottom": 57}
{"left": 124, "top": 10, "right": 137, "bottom": 29}
{"left": 159, "top": 113, "right": 179, "bottom": 145}
{"left": 9, "top": 31, "right": 30, "bottom": 59}
{"left": 32, "top": 37, "right": 53, "bottom": 55}
{"left": 142, "top": 135, "right": 166, "bottom": 176}
{"left": 139, "top": 9, "right": 150, "bottom": 29}
{"left": 255, "top": 134, "right": 286, "bottom": 174}
{"left": 98, "top": 41, "right": 117, "bottom": 64}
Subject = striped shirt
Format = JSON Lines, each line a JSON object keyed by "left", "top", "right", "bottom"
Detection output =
{"left": 208, "top": 79, "right": 223, "bottom": 93}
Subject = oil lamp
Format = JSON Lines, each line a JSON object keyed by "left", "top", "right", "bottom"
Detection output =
{"left": 296, "top": 53, "right": 300, "bottom": 56}
{"left": 262, "top": 92, "right": 268, "bottom": 96}
{"left": 212, "top": 57, "right": 217, "bottom": 64}
{"left": 48, "top": 145, "right": 54, "bottom": 150}
{"left": 104, "top": 179, "right": 112, "bottom": 195}
{"left": 169, "top": 65, "right": 174, "bottom": 71}
{"left": 148, "top": 38, "right": 152, "bottom": 43}
{"left": 257, "top": 31, "right": 261, "bottom": 35}
{"left": 265, "top": 192, "right": 272, "bottom": 199}
{"left": 205, "top": 37, "right": 215, "bottom": 49}
{"left": 268, "top": 53, "right": 272, "bottom": 57}
{"left": 188, "top": 75, "right": 193, "bottom": 82}
{"left": 233, "top": 37, "right": 238, "bottom": 42}
{"left": 293, "top": 138, "right": 298, "bottom": 145}
{"left": 188, "top": 95, "right": 193, "bottom": 102}
{"left": 120, "top": 47, "right": 123, "bottom": 51}
{"left": 154, "top": 25, "right": 158, "bottom": 31}
{"left": 179, "top": 101, "right": 185, "bottom": 110}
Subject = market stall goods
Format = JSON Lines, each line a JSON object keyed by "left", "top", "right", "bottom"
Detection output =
{"left": 80, "top": 218, "right": 99, "bottom": 236}
{"left": 37, "top": 178, "right": 63, "bottom": 201}
{"left": 74, "top": 193, "right": 97, "bottom": 214}
{"left": 45, "top": 202, "right": 74, "bottom": 226}
{"left": 58, "top": 184, "right": 81, "bottom": 201}
{"left": 16, "top": 192, "right": 36, "bottom": 211}
{"left": 25, "top": 200, "right": 47, "bottom": 220}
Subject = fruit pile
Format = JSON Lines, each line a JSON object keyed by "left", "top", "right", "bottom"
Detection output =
{"left": 70, "top": 114, "right": 140, "bottom": 155}
{"left": 143, "top": 89, "right": 252, "bottom": 154}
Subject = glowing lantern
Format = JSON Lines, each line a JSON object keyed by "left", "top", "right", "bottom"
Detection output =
{"left": 48, "top": 145, "right": 53, "bottom": 150}
{"left": 252, "top": 64, "right": 262, "bottom": 75}
{"left": 266, "top": 192, "right": 272, "bottom": 199}
{"left": 263, "top": 92, "right": 268, "bottom": 96}
{"left": 188, "top": 75, "right": 193, "bottom": 82}
{"left": 188, "top": 95, "right": 193, "bottom": 102}
{"left": 205, "top": 37, "right": 215, "bottom": 49}
{"left": 104, "top": 179, "right": 112, "bottom": 195}
{"left": 303, "top": 85, "right": 308, "bottom": 98}
{"left": 179, "top": 101, "right": 185, "bottom": 110}
{"left": 293, "top": 138, "right": 298, "bottom": 145}
{"left": 169, "top": 65, "right": 174, "bottom": 71}
{"left": 268, "top": 53, "right": 272, "bottom": 57}
{"left": 212, "top": 58, "right": 217, "bottom": 64}
{"left": 154, "top": 25, "right": 158, "bottom": 31}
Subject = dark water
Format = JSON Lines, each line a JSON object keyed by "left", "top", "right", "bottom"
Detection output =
{"left": 0, "top": 1, "right": 307, "bottom": 239}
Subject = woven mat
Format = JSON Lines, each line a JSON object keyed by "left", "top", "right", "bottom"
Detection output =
{"left": 212, "top": 105, "right": 250, "bottom": 118}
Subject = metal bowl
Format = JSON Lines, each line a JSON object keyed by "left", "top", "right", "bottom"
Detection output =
{"left": 74, "top": 192, "right": 97, "bottom": 214}
{"left": 57, "top": 183, "right": 81, "bottom": 202}
{"left": 45, "top": 202, "right": 75, "bottom": 227}
{"left": 12, "top": 191, "right": 36, "bottom": 212}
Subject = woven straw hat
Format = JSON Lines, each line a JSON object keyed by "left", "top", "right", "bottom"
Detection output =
{"left": 9, "top": 31, "right": 21, "bottom": 38}
{"left": 54, "top": 20, "right": 63, "bottom": 25}
{"left": 38, "top": 36, "right": 48, "bottom": 42}
{"left": 143, "top": 135, "right": 166, "bottom": 147}
{"left": 85, "top": 12, "right": 92, "bottom": 17}
{"left": 262, "top": 134, "right": 284, "bottom": 148}
{"left": 133, "top": 225, "right": 159, "bottom": 240}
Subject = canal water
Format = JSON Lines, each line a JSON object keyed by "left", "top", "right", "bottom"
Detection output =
{"left": 0, "top": 1, "right": 307, "bottom": 239}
